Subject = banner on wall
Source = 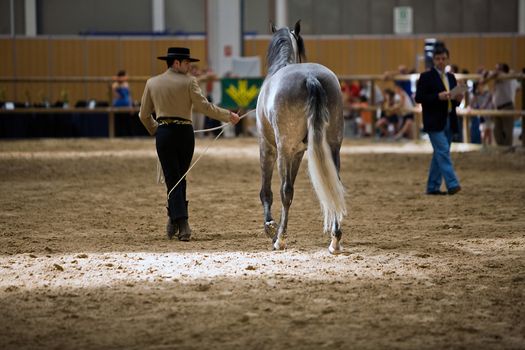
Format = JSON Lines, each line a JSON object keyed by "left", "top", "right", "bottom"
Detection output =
{"left": 220, "top": 78, "right": 263, "bottom": 110}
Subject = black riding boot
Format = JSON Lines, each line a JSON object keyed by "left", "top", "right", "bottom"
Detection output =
{"left": 177, "top": 201, "right": 191, "bottom": 241}
{"left": 166, "top": 217, "right": 178, "bottom": 240}
{"left": 177, "top": 218, "right": 191, "bottom": 241}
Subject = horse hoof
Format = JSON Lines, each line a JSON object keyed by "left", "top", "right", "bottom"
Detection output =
{"left": 328, "top": 243, "right": 343, "bottom": 255}
{"left": 264, "top": 221, "right": 277, "bottom": 238}
{"left": 273, "top": 239, "right": 286, "bottom": 251}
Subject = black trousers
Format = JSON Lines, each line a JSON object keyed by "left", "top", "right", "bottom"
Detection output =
{"left": 156, "top": 123, "right": 195, "bottom": 221}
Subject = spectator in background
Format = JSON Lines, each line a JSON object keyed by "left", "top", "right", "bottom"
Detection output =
{"left": 375, "top": 88, "right": 399, "bottom": 138}
{"left": 112, "top": 70, "right": 132, "bottom": 107}
{"left": 392, "top": 83, "right": 416, "bottom": 140}
{"left": 469, "top": 80, "right": 494, "bottom": 145}
{"left": 360, "top": 80, "right": 384, "bottom": 107}
{"left": 342, "top": 80, "right": 361, "bottom": 105}
{"left": 112, "top": 70, "right": 133, "bottom": 136}
{"left": 354, "top": 95, "right": 373, "bottom": 137}
{"left": 341, "top": 80, "right": 362, "bottom": 137}
{"left": 384, "top": 64, "right": 413, "bottom": 101}
{"left": 481, "top": 63, "right": 521, "bottom": 148}
{"left": 415, "top": 46, "right": 463, "bottom": 195}
{"left": 451, "top": 68, "right": 471, "bottom": 142}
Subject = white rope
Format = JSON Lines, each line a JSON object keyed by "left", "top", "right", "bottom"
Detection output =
{"left": 193, "top": 124, "right": 226, "bottom": 134}
{"left": 164, "top": 109, "right": 255, "bottom": 200}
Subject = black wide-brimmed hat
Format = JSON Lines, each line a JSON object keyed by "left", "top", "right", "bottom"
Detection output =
{"left": 157, "top": 47, "right": 200, "bottom": 62}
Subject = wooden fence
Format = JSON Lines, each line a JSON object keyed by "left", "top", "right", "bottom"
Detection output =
{"left": 1, "top": 73, "right": 523, "bottom": 145}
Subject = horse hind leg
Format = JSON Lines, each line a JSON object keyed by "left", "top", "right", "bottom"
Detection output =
{"left": 259, "top": 139, "right": 277, "bottom": 238}
{"left": 328, "top": 220, "right": 343, "bottom": 254}
{"left": 327, "top": 145, "right": 344, "bottom": 254}
{"left": 274, "top": 150, "right": 304, "bottom": 250}
{"left": 273, "top": 173, "right": 292, "bottom": 251}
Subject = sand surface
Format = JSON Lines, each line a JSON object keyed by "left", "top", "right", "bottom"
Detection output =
{"left": 0, "top": 137, "right": 524, "bottom": 350}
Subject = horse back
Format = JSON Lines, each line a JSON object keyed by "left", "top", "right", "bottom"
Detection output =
{"left": 257, "top": 63, "right": 343, "bottom": 147}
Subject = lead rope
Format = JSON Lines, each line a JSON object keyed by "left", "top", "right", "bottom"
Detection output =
{"left": 159, "top": 109, "right": 255, "bottom": 201}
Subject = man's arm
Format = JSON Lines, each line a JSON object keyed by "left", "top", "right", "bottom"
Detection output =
{"left": 189, "top": 77, "right": 232, "bottom": 123}
{"left": 415, "top": 73, "right": 439, "bottom": 104}
{"left": 138, "top": 82, "right": 159, "bottom": 136}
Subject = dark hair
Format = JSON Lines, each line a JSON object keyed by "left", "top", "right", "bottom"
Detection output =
{"left": 498, "top": 63, "right": 510, "bottom": 73}
{"left": 433, "top": 45, "right": 449, "bottom": 58}
{"left": 117, "top": 70, "right": 126, "bottom": 77}
{"left": 166, "top": 57, "right": 185, "bottom": 69}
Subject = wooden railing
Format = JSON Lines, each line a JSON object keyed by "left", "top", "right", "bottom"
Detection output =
{"left": 1, "top": 74, "right": 524, "bottom": 145}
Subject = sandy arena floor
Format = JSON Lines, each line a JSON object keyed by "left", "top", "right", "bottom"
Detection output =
{"left": 0, "top": 137, "right": 524, "bottom": 350}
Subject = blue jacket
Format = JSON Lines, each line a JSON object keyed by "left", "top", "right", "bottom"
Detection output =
{"left": 415, "top": 68, "right": 460, "bottom": 133}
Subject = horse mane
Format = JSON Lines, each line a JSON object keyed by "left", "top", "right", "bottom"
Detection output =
{"left": 267, "top": 27, "right": 306, "bottom": 76}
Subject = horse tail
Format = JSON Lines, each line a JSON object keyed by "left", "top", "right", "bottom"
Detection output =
{"left": 305, "top": 75, "right": 347, "bottom": 232}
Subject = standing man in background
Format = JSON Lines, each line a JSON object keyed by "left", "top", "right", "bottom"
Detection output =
{"left": 481, "top": 63, "right": 521, "bottom": 149}
{"left": 139, "top": 47, "right": 240, "bottom": 241}
{"left": 415, "top": 46, "right": 463, "bottom": 195}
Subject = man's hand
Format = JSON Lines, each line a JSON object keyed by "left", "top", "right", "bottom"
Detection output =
{"left": 229, "top": 112, "right": 240, "bottom": 125}
{"left": 438, "top": 91, "right": 451, "bottom": 101}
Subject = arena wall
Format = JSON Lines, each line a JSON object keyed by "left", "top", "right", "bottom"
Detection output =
{"left": 0, "top": 34, "right": 524, "bottom": 104}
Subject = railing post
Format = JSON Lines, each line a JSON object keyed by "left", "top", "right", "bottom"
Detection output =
{"left": 522, "top": 77, "right": 525, "bottom": 147}
{"left": 463, "top": 87, "right": 470, "bottom": 143}
{"left": 108, "top": 109, "right": 115, "bottom": 138}
{"left": 463, "top": 115, "right": 470, "bottom": 143}
{"left": 415, "top": 111, "right": 421, "bottom": 141}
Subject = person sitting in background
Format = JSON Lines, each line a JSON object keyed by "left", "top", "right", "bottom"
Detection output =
{"left": 342, "top": 80, "right": 361, "bottom": 105}
{"left": 112, "top": 70, "right": 132, "bottom": 107}
{"left": 354, "top": 95, "right": 373, "bottom": 137}
{"left": 341, "top": 80, "right": 362, "bottom": 137}
{"left": 360, "top": 80, "right": 384, "bottom": 108}
{"left": 375, "top": 88, "right": 399, "bottom": 138}
{"left": 392, "top": 83, "right": 416, "bottom": 140}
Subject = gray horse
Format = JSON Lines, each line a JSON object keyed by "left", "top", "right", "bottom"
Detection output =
{"left": 256, "top": 21, "right": 347, "bottom": 254}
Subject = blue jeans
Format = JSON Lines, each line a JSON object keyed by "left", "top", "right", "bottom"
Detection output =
{"left": 426, "top": 121, "right": 460, "bottom": 193}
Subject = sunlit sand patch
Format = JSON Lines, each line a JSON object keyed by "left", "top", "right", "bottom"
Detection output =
{"left": 0, "top": 249, "right": 440, "bottom": 291}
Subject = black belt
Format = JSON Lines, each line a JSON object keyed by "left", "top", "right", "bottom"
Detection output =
{"left": 158, "top": 117, "right": 192, "bottom": 126}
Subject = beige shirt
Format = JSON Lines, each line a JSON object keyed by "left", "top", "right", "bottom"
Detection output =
{"left": 139, "top": 68, "right": 231, "bottom": 135}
